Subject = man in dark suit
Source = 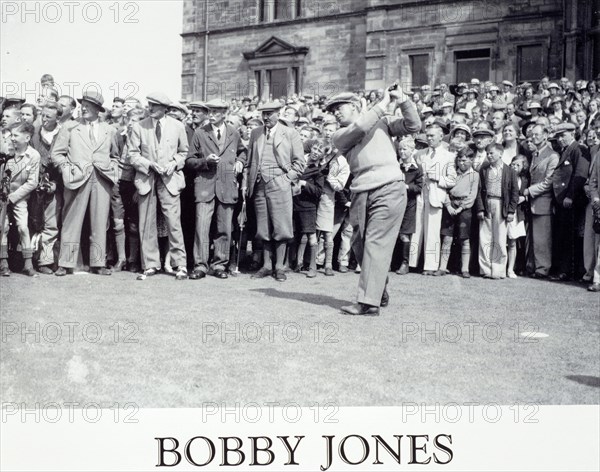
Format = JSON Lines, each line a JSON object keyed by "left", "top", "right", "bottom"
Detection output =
{"left": 243, "top": 100, "right": 304, "bottom": 282}
{"left": 186, "top": 99, "right": 247, "bottom": 279}
{"left": 523, "top": 124, "right": 559, "bottom": 278}
{"left": 51, "top": 91, "right": 118, "bottom": 276}
{"left": 550, "top": 122, "right": 582, "bottom": 281}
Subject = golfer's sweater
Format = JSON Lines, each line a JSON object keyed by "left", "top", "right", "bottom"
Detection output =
{"left": 333, "top": 101, "right": 421, "bottom": 193}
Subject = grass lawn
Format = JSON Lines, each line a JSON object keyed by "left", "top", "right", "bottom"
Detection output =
{"left": 1, "top": 269, "right": 598, "bottom": 406}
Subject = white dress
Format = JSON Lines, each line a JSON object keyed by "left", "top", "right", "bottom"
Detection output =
{"left": 316, "top": 155, "right": 349, "bottom": 232}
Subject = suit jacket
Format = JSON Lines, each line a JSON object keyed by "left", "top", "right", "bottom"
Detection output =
{"left": 186, "top": 123, "right": 247, "bottom": 204}
{"left": 6, "top": 146, "right": 40, "bottom": 204}
{"left": 475, "top": 163, "right": 519, "bottom": 219}
{"left": 526, "top": 143, "right": 559, "bottom": 215}
{"left": 552, "top": 140, "right": 581, "bottom": 205}
{"left": 128, "top": 116, "right": 189, "bottom": 196}
{"left": 245, "top": 124, "right": 304, "bottom": 199}
{"left": 416, "top": 146, "right": 457, "bottom": 208}
{"left": 51, "top": 119, "right": 118, "bottom": 190}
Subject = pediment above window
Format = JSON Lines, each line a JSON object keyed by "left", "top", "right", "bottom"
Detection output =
{"left": 243, "top": 36, "right": 309, "bottom": 60}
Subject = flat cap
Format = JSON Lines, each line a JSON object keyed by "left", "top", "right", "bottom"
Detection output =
{"left": 146, "top": 92, "right": 172, "bottom": 107}
{"left": 472, "top": 128, "right": 495, "bottom": 138}
{"left": 204, "top": 98, "right": 229, "bottom": 110}
{"left": 415, "top": 133, "right": 428, "bottom": 146}
{"left": 297, "top": 117, "right": 310, "bottom": 125}
{"left": 421, "top": 106, "right": 434, "bottom": 115}
{"left": 520, "top": 82, "right": 532, "bottom": 88}
{"left": 470, "top": 78, "right": 480, "bottom": 85}
{"left": 468, "top": 88, "right": 479, "bottom": 96}
{"left": 441, "top": 101, "right": 453, "bottom": 108}
{"left": 489, "top": 85, "right": 500, "bottom": 92}
{"left": 502, "top": 80, "right": 514, "bottom": 87}
{"left": 258, "top": 99, "right": 284, "bottom": 112}
{"left": 527, "top": 101, "right": 542, "bottom": 110}
{"left": 553, "top": 122, "right": 576, "bottom": 134}
{"left": 492, "top": 102, "right": 507, "bottom": 110}
{"left": 458, "top": 82, "right": 468, "bottom": 88}
{"left": 482, "top": 99, "right": 492, "bottom": 107}
{"left": 324, "top": 93, "right": 361, "bottom": 112}
{"left": 189, "top": 101, "right": 209, "bottom": 110}
{"left": 551, "top": 96, "right": 565, "bottom": 104}
{"left": 547, "top": 83, "right": 560, "bottom": 89}
{"left": 168, "top": 102, "right": 189, "bottom": 114}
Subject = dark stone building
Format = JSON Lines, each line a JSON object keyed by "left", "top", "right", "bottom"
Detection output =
{"left": 181, "top": 0, "right": 599, "bottom": 101}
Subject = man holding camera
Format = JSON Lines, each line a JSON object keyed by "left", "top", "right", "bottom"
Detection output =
{"left": 326, "top": 84, "right": 421, "bottom": 316}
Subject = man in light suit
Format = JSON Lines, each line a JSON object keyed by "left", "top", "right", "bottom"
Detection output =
{"left": 51, "top": 91, "right": 118, "bottom": 275}
{"left": 186, "top": 99, "right": 247, "bottom": 279}
{"left": 416, "top": 123, "right": 457, "bottom": 274}
{"left": 243, "top": 100, "right": 304, "bottom": 282}
{"left": 128, "top": 92, "right": 189, "bottom": 280}
{"left": 523, "top": 124, "right": 559, "bottom": 278}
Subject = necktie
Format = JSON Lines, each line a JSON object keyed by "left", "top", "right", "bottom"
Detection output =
{"left": 155, "top": 120, "right": 162, "bottom": 143}
{"left": 89, "top": 123, "right": 96, "bottom": 146}
{"left": 217, "top": 128, "right": 221, "bottom": 141}
{"left": 266, "top": 128, "right": 271, "bottom": 140}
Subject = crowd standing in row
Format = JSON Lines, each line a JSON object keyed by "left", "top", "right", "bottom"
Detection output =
{"left": 1, "top": 72, "right": 599, "bottom": 315}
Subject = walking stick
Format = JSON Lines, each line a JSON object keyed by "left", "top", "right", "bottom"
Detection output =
{"left": 231, "top": 194, "right": 247, "bottom": 276}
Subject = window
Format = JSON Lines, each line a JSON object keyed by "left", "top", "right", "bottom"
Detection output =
{"left": 259, "top": 0, "right": 301, "bottom": 22}
{"left": 517, "top": 44, "right": 544, "bottom": 82}
{"left": 254, "top": 68, "right": 300, "bottom": 100}
{"left": 410, "top": 54, "right": 430, "bottom": 88}
{"left": 455, "top": 49, "right": 490, "bottom": 83}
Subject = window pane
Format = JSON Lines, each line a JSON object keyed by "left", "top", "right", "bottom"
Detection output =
{"left": 269, "top": 68, "right": 288, "bottom": 100}
{"left": 456, "top": 58, "right": 490, "bottom": 83}
{"left": 410, "top": 54, "right": 429, "bottom": 87}
{"left": 517, "top": 45, "right": 543, "bottom": 82}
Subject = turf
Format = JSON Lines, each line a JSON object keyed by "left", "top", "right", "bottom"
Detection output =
{"left": 1, "top": 269, "right": 598, "bottom": 406}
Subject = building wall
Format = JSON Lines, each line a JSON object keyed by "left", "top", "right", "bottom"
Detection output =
{"left": 181, "top": 0, "right": 593, "bottom": 101}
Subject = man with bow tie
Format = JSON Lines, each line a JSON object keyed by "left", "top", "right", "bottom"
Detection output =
{"left": 128, "top": 92, "right": 189, "bottom": 280}
{"left": 51, "top": 91, "right": 118, "bottom": 276}
{"left": 186, "top": 99, "right": 247, "bottom": 279}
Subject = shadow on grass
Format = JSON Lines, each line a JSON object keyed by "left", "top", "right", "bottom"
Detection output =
{"left": 250, "top": 288, "right": 348, "bottom": 309}
{"left": 565, "top": 375, "right": 600, "bottom": 388}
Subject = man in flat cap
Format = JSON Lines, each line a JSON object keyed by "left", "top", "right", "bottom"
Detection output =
{"left": 243, "top": 100, "right": 304, "bottom": 282}
{"left": 51, "top": 91, "right": 118, "bottom": 276}
{"left": 128, "top": 92, "right": 189, "bottom": 280}
{"left": 186, "top": 99, "right": 247, "bottom": 279}
{"left": 327, "top": 84, "right": 421, "bottom": 316}
{"left": 502, "top": 81, "right": 515, "bottom": 104}
{"left": 549, "top": 122, "right": 583, "bottom": 281}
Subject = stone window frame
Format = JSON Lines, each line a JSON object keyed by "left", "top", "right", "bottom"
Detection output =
{"left": 447, "top": 44, "right": 494, "bottom": 84}
{"left": 514, "top": 39, "right": 550, "bottom": 85}
{"left": 398, "top": 45, "right": 435, "bottom": 92}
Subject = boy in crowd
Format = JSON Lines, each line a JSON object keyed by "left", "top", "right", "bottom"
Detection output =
{"left": 1, "top": 122, "right": 40, "bottom": 276}
{"left": 475, "top": 143, "right": 519, "bottom": 279}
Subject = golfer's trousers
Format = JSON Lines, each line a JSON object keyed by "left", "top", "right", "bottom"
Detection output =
{"left": 350, "top": 180, "right": 406, "bottom": 307}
